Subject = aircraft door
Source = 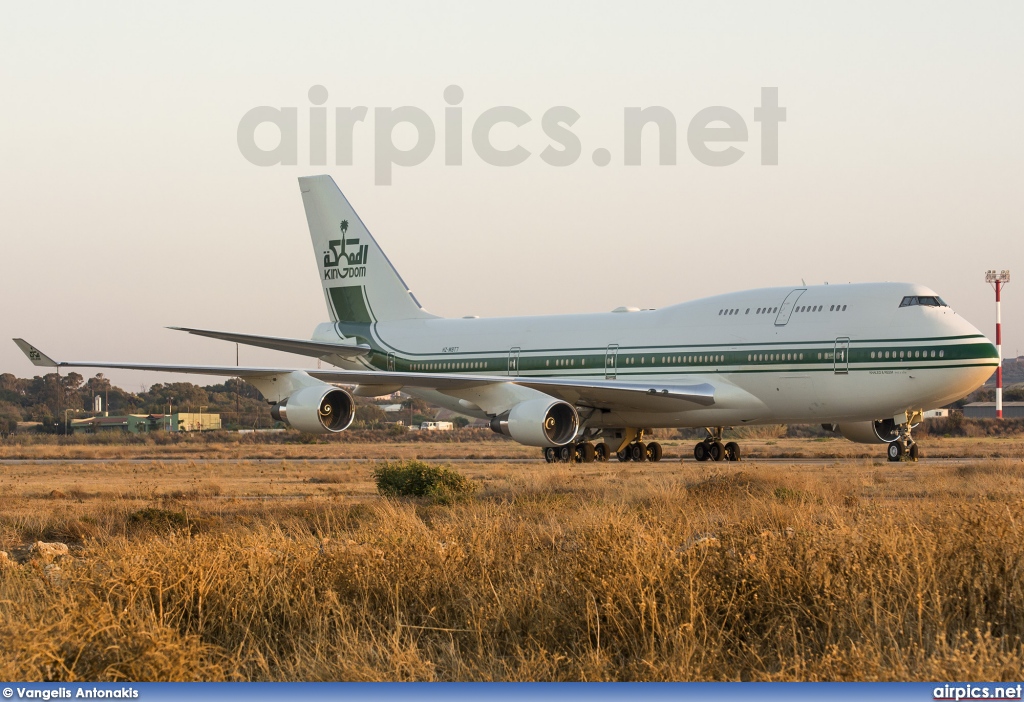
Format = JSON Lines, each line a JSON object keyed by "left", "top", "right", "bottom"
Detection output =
{"left": 605, "top": 344, "right": 618, "bottom": 380}
{"left": 508, "top": 347, "right": 521, "bottom": 376}
{"left": 387, "top": 352, "right": 396, "bottom": 371}
{"left": 834, "top": 337, "right": 850, "bottom": 374}
{"left": 774, "top": 289, "right": 807, "bottom": 326}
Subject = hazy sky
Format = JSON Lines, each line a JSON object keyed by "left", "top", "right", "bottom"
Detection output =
{"left": 2, "top": 1, "right": 1022, "bottom": 390}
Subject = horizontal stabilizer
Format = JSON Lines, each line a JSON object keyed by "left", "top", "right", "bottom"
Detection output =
{"left": 168, "top": 327, "right": 370, "bottom": 359}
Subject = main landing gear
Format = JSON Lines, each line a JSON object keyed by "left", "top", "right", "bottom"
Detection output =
{"left": 614, "top": 439, "right": 663, "bottom": 462}
{"left": 693, "top": 427, "right": 740, "bottom": 462}
{"left": 543, "top": 441, "right": 606, "bottom": 464}
{"left": 542, "top": 433, "right": 664, "bottom": 463}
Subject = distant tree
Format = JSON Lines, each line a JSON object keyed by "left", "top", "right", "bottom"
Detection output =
{"left": 0, "top": 401, "right": 22, "bottom": 436}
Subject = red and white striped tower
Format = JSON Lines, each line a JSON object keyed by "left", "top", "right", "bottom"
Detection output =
{"left": 986, "top": 270, "right": 1011, "bottom": 418}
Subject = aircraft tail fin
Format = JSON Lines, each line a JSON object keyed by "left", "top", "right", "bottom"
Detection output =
{"left": 298, "top": 175, "right": 435, "bottom": 325}
{"left": 13, "top": 339, "right": 58, "bottom": 367}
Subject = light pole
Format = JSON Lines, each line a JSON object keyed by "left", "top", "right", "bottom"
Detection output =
{"left": 986, "top": 270, "right": 1011, "bottom": 418}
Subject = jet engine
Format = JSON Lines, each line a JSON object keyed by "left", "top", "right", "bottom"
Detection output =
{"left": 270, "top": 385, "right": 355, "bottom": 434}
{"left": 489, "top": 398, "right": 579, "bottom": 447}
{"left": 834, "top": 418, "right": 901, "bottom": 444}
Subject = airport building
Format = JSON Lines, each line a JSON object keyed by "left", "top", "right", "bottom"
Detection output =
{"left": 962, "top": 402, "right": 1024, "bottom": 419}
{"left": 70, "top": 412, "right": 222, "bottom": 434}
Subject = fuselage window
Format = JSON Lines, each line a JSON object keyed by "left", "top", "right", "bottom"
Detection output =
{"left": 745, "top": 308, "right": 750, "bottom": 314}
{"left": 799, "top": 353, "right": 803, "bottom": 360}
{"left": 915, "top": 350, "right": 920, "bottom": 358}
{"left": 940, "top": 350, "right": 945, "bottom": 357}
{"left": 931, "top": 350, "right": 936, "bottom": 358}
{"left": 871, "top": 352, "right": 876, "bottom": 359}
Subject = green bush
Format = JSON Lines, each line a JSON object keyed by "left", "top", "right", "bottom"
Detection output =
{"left": 372, "top": 460, "right": 477, "bottom": 504}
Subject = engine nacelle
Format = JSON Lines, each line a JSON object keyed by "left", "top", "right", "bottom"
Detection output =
{"left": 270, "top": 385, "right": 355, "bottom": 434}
{"left": 835, "top": 418, "right": 900, "bottom": 444}
{"left": 489, "top": 398, "right": 579, "bottom": 447}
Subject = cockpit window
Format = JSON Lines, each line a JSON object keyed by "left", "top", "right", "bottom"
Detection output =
{"left": 900, "top": 295, "right": 947, "bottom": 308}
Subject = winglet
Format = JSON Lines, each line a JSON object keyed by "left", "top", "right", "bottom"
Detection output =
{"left": 12, "top": 339, "right": 58, "bottom": 367}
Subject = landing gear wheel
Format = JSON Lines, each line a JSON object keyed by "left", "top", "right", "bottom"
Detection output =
{"left": 724, "top": 441, "right": 741, "bottom": 462}
{"left": 647, "top": 442, "right": 663, "bottom": 462}
{"left": 887, "top": 441, "right": 904, "bottom": 462}
{"left": 908, "top": 442, "right": 920, "bottom": 462}
{"left": 579, "top": 442, "right": 596, "bottom": 463}
{"left": 558, "top": 445, "right": 573, "bottom": 463}
{"left": 630, "top": 442, "right": 647, "bottom": 462}
{"left": 709, "top": 440, "right": 726, "bottom": 462}
{"left": 544, "top": 447, "right": 557, "bottom": 463}
{"left": 694, "top": 442, "right": 709, "bottom": 462}
{"left": 595, "top": 442, "right": 611, "bottom": 462}
{"left": 617, "top": 449, "right": 631, "bottom": 462}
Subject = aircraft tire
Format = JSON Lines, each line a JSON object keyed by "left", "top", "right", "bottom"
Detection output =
{"left": 887, "top": 442, "right": 904, "bottom": 462}
{"left": 709, "top": 440, "right": 726, "bottom": 462}
{"left": 617, "top": 449, "right": 631, "bottom": 462}
{"left": 647, "top": 441, "right": 663, "bottom": 462}
{"left": 725, "top": 441, "right": 741, "bottom": 462}
{"left": 596, "top": 442, "right": 611, "bottom": 461}
{"left": 579, "top": 442, "right": 597, "bottom": 463}
{"left": 630, "top": 442, "right": 647, "bottom": 461}
{"left": 559, "top": 445, "right": 573, "bottom": 463}
{"left": 694, "top": 442, "right": 709, "bottom": 462}
{"left": 544, "top": 447, "right": 557, "bottom": 463}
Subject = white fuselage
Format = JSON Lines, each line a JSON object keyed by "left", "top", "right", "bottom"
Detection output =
{"left": 317, "top": 282, "right": 997, "bottom": 429}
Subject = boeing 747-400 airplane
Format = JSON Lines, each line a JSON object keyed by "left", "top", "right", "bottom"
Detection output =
{"left": 15, "top": 175, "right": 998, "bottom": 463}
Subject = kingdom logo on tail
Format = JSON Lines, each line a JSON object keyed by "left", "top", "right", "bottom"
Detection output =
{"left": 323, "top": 219, "right": 369, "bottom": 280}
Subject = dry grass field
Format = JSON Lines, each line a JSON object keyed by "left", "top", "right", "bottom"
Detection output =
{"left": 1, "top": 438, "right": 1023, "bottom": 681}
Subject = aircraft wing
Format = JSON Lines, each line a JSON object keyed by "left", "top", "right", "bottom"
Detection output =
{"left": 12, "top": 339, "right": 715, "bottom": 410}
{"left": 167, "top": 327, "right": 370, "bottom": 359}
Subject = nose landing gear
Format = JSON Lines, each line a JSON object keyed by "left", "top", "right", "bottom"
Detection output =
{"left": 693, "top": 428, "right": 741, "bottom": 462}
{"left": 886, "top": 412, "right": 922, "bottom": 462}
